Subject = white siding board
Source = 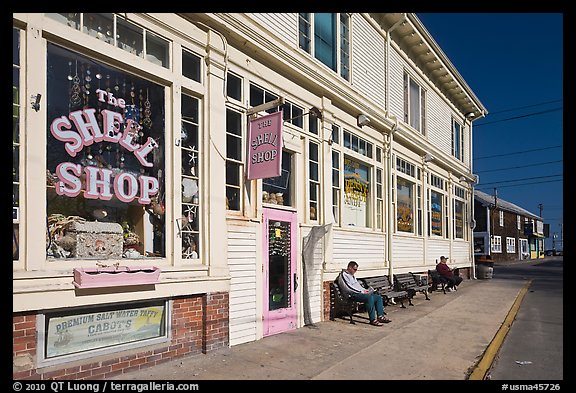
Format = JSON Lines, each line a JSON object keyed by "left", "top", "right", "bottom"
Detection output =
{"left": 391, "top": 236, "right": 424, "bottom": 268}
{"left": 351, "top": 15, "right": 386, "bottom": 108}
{"left": 388, "top": 48, "right": 406, "bottom": 120}
{"left": 427, "top": 90, "right": 452, "bottom": 155}
{"left": 333, "top": 230, "right": 385, "bottom": 266}
{"left": 251, "top": 13, "right": 298, "bottom": 48}
{"left": 227, "top": 222, "right": 258, "bottom": 347}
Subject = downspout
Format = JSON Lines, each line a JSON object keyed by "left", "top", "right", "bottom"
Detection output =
{"left": 385, "top": 14, "right": 406, "bottom": 279}
{"left": 387, "top": 117, "right": 399, "bottom": 279}
{"left": 468, "top": 115, "right": 477, "bottom": 279}
{"left": 468, "top": 111, "right": 484, "bottom": 279}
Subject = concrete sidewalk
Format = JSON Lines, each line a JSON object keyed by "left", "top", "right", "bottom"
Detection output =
{"left": 111, "top": 276, "right": 527, "bottom": 380}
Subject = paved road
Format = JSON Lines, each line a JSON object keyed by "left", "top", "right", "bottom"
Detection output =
{"left": 487, "top": 257, "right": 563, "bottom": 380}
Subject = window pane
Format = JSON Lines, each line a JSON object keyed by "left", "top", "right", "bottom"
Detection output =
{"left": 314, "top": 13, "right": 336, "bottom": 70}
{"left": 409, "top": 79, "right": 420, "bottom": 130}
{"left": 146, "top": 31, "right": 169, "bottom": 68}
{"left": 298, "top": 13, "right": 311, "bottom": 52}
{"left": 183, "top": 49, "right": 201, "bottom": 82}
{"left": 227, "top": 72, "right": 242, "bottom": 100}
{"left": 116, "top": 16, "right": 143, "bottom": 56}
{"left": 226, "top": 135, "right": 242, "bottom": 161}
{"left": 84, "top": 13, "right": 115, "bottom": 44}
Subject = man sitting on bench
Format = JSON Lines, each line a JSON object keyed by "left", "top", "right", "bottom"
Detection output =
{"left": 436, "top": 256, "right": 463, "bottom": 292}
{"left": 338, "top": 261, "right": 391, "bottom": 326}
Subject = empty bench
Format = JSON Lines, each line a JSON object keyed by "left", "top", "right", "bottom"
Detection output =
{"left": 360, "top": 275, "right": 409, "bottom": 308}
{"left": 394, "top": 272, "right": 431, "bottom": 302}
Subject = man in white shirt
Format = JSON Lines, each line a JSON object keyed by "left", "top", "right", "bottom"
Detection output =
{"left": 338, "top": 261, "right": 391, "bottom": 326}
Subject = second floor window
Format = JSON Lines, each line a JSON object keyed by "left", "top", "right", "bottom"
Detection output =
{"left": 298, "top": 13, "right": 350, "bottom": 81}
{"left": 452, "top": 118, "right": 463, "bottom": 161}
{"left": 404, "top": 71, "right": 426, "bottom": 134}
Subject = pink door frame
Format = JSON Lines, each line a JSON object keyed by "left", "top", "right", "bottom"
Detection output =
{"left": 262, "top": 208, "right": 298, "bottom": 336}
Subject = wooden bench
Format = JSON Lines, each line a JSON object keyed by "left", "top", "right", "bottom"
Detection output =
{"left": 394, "top": 272, "right": 431, "bottom": 302}
{"left": 360, "top": 275, "right": 409, "bottom": 309}
{"left": 329, "top": 276, "right": 362, "bottom": 324}
{"left": 428, "top": 269, "right": 447, "bottom": 294}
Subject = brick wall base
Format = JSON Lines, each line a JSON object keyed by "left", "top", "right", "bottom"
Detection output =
{"left": 13, "top": 292, "right": 229, "bottom": 380}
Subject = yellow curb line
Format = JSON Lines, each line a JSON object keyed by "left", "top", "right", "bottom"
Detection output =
{"left": 467, "top": 279, "right": 532, "bottom": 380}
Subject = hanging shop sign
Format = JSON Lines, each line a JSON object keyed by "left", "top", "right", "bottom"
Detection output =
{"left": 247, "top": 111, "right": 283, "bottom": 180}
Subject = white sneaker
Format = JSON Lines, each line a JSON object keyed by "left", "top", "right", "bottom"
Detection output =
{"left": 447, "top": 288, "right": 455, "bottom": 292}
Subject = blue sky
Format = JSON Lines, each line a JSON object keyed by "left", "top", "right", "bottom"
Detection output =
{"left": 416, "top": 13, "right": 564, "bottom": 249}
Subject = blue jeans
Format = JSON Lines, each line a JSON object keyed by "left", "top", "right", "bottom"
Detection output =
{"left": 351, "top": 292, "right": 384, "bottom": 322}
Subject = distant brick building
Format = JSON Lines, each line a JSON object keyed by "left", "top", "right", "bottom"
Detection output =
{"left": 473, "top": 190, "right": 544, "bottom": 262}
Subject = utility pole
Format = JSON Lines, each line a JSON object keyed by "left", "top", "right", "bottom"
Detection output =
{"left": 538, "top": 203, "right": 543, "bottom": 217}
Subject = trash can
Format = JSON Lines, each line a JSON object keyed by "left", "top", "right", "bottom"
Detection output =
{"left": 476, "top": 259, "right": 494, "bottom": 279}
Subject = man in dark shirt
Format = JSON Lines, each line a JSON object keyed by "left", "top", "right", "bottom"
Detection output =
{"left": 436, "top": 256, "right": 463, "bottom": 292}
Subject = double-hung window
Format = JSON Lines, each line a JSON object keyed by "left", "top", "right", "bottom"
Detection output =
{"left": 452, "top": 118, "right": 463, "bottom": 161}
{"left": 403, "top": 71, "right": 426, "bottom": 134}
{"left": 298, "top": 13, "right": 350, "bottom": 81}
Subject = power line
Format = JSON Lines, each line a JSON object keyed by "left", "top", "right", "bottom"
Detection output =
{"left": 487, "top": 99, "right": 562, "bottom": 115}
{"left": 474, "top": 107, "right": 562, "bottom": 127}
{"left": 476, "top": 178, "right": 563, "bottom": 190}
{"left": 475, "top": 159, "right": 563, "bottom": 173}
{"left": 474, "top": 145, "right": 562, "bottom": 160}
{"left": 479, "top": 174, "right": 562, "bottom": 187}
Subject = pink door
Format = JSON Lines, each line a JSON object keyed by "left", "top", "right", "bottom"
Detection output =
{"left": 263, "top": 208, "right": 298, "bottom": 336}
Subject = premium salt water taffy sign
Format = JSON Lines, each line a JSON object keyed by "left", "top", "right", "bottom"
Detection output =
{"left": 247, "top": 111, "right": 283, "bottom": 180}
{"left": 49, "top": 88, "right": 159, "bottom": 204}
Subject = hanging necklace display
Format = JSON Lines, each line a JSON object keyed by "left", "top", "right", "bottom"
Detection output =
{"left": 95, "top": 70, "right": 103, "bottom": 129}
{"left": 70, "top": 60, "right": 82, "bottom": 108}
{"left": 81, "top": 64, "right": 90, "bottom": 108}
{"left": 142, "top": 88, "right": 153, "bottom": 129}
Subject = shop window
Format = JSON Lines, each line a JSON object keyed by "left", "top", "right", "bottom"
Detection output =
{"left": 180, "top": 94, "right": 201, "bottom": 259}
{"left": 309, "top": 141, "right": 320, "bottom": 221}
{"left": 13, "top": 27, "right": 21, "bottom": 262}
{"left": 342, "top": 156, "right": 370, "bottom": 227}
{"left": 183, "top": 49, "right": 202, "bottom": 82}
{"left": 263, "top": 151, "right": 293, "bottom": 207}
{"left": 39, "top": 300, "right": 168, "bottom": 366}
{"left": 46, "top": 44, "right": 166, "bottom": 260}
{"left": 396, "top": 177, "right": 414, "bottom": 233}
{"left": 454, "top": 199, "right": 465, "bottom": 239}
{"left": 226, "top": 108, "right": 244, "bottom": 211}
{"left": 430, "top": 190, "right": 443, "bottom": 237}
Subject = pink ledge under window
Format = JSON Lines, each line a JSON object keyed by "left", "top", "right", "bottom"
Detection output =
{"left": 73, "top": 266, "right": 161, "bottom": 289}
